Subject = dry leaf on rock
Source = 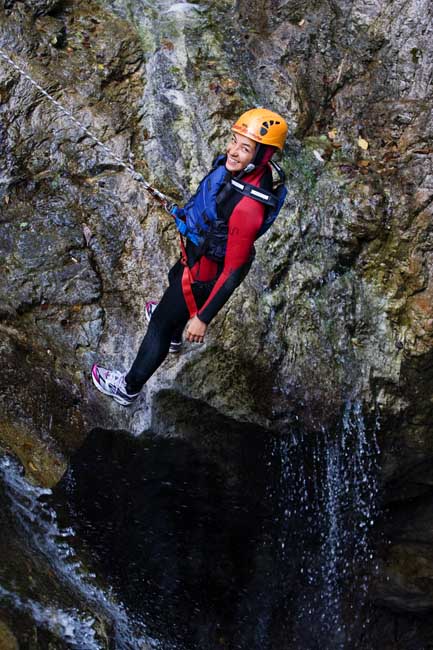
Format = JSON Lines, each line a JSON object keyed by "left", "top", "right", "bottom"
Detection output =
{"left": 82, "top": 223, "right": 93, "bottom": 246}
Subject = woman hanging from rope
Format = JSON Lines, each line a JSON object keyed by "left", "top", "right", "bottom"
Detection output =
{"left": 92, "top": 108, "right": 288, "bottom": 405}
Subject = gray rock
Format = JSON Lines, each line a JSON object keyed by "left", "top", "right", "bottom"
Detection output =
{"left": 1, "top": 0, "right": 62, "bottom": 16}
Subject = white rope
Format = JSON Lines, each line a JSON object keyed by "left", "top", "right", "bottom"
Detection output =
{"left": 0, "top": 46, "right": 171, "bottom": 205}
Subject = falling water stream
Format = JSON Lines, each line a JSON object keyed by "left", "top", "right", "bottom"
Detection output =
{"left": 0, "top": 404, "right": 380, "bottom": 649}
{"left": 270, "top": 400, "right": 380, "bottom": 649}
{"left": 0, "top": 453, "right": 160, "bottom": 650}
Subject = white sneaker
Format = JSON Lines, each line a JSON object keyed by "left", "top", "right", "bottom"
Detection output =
{"left": 91, "top": 364, "right": 139, "bottom": 406}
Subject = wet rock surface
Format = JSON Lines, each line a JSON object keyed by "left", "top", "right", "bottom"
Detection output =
{"left": 0, "top": 0, "right": 433, "bottom": 647}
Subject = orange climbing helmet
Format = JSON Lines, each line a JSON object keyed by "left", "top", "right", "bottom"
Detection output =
{"left": 232, "top": 108, "right": 288, "bottom": 151}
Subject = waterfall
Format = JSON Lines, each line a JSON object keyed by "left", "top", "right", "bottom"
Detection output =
{"left": 0, "top": 404, "right": 380, "bottom": 650}
{"left": 0, "top": 454, "right": 165, "bottom": 650}
{"left": 272, "top": 399, "right": 380, "bottom": 648}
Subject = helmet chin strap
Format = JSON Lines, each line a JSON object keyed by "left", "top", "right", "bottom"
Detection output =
{"left": 238, "top": 144, "right": 261, "bottom": 176}
{"left": 239, "top": 143, "right": 269, "bottom": 176}
{"left": 233, "top": 144, "right": 276, "bottom": 178}
{"left": 242, "top": 142, "right": 275, "bottom": 174}
{"left": 243, "top": 162, "right": 256, "bottom": 173}
{"left": 243, "top": 143, "right": 261, "bottom": 174}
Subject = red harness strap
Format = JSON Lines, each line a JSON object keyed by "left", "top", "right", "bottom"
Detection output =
{"left": 178, "top": 235, "right": 198, "bottom": 318}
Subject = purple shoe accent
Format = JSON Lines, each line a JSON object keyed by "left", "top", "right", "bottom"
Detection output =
{"left": 91, "top": 364, "right": 139, "bottom": 407}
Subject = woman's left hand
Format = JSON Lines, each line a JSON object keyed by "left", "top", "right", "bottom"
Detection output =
{"left": 186, "top": 315, "right": 207, "bottom": 343}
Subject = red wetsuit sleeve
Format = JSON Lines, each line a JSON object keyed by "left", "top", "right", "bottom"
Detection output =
{"left": 197, "top": 196, "right": 265, "bottom": 324}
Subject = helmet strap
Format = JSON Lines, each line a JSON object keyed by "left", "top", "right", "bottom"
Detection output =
{"left": 239, "top": 143, "right": 275, "bottom": 177}
{"left": 243, "top": 163, "right": 256, "bottom": 173}
{"left": 236, "top": 143, "right": 262, "bottom": 178}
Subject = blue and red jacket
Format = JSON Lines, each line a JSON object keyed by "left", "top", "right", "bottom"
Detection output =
{"left": 174, "top": 152, "right": 286, "bottom": 323}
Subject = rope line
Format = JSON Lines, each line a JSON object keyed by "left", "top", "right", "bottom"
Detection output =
{"left": 0, "top": 46, "right": 172, "bottom": 207}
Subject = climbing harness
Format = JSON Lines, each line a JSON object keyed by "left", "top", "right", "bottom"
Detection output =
{"left": 173, "top": 155, "right": 288, "bottom": 318}
{"left": 0, "top": 47, "right": 175, "bottom": 212}
{"left": 231, "top": 160, "right": 288, "bottom": 238}
{"left": 173, "top": 155, "right": 287, "bottom": 251}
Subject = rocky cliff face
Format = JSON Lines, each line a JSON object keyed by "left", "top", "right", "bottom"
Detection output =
{"left": 0, "top": 0, "right": 433, "bottom": 647}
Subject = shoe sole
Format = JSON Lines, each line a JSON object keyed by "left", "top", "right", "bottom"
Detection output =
{"left": 91, "top": 365, "right": 134, "bottom": 407}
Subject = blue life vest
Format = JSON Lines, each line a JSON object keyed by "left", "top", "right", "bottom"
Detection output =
{"left": 173, "top": 155, "right": 287, "bottom": 260}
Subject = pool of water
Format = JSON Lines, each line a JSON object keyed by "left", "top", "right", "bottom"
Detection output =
{"left": 53, "top": 428, "right": 272, "bottom": 650}
{"left": 0, "top": 406, "right": 379, "bottom": 649}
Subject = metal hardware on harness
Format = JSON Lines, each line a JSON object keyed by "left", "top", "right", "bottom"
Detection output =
{"left": 230, "top": 178, "right": 278, "bottom": 208}
{"left": 270, "top": 159, "right": 286, "bottom": 182}
{"left": 229, "top": 159, "right": 286, "bottom": 208}
{"left": 0, "top": 46, "right": 173, "bottom": 211}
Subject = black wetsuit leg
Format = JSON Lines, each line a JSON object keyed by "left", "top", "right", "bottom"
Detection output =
{"left": 125, "top": 261, "right": 213, "bottom": 393}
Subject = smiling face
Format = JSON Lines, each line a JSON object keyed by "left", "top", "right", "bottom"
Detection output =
{"left": 225, "top": 132, "right": 257, "bottom": 173}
